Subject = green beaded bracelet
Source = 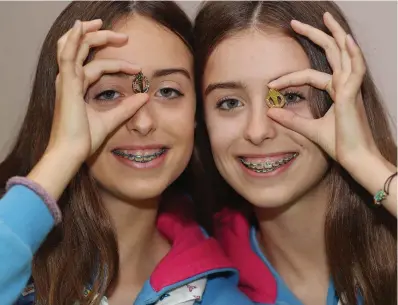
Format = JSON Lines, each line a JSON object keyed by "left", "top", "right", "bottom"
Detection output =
{"left": 373, "top": 172, "right": 397, "bottom": 205}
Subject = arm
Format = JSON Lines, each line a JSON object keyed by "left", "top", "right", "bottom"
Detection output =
{"left": 0, "top": 186, "right": 54, "bottom": 305}
{"left": 0, "top": 149, "right": 83, "bottom": 305}
{"left": 0, "top": 19, "right": 148, "bottom": 304}
{"left": 346, "top": 153, "right": 396, "bottom": 217}
{"left": 267, "top": 13, "right": 397, "bottom": 218}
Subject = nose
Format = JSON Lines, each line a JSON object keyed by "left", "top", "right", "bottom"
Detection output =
{"left": 126, "top": 103, "right": 156, "bottom": 136}
{"left": 243, "top": 102, "right": 276, "bottom": 145}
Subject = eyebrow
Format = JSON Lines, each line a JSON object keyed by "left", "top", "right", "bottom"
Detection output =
{"left": 152, "top": 68, "right": 191, "bottom": 80}
{"left": 203, "top": 69, "right": 305, "bottom": 97}
{"left": 204, "top": 81, "right": 246, "bottom": 97}
{"left": 101, "top": 68, "right": 191, "bottom": 81}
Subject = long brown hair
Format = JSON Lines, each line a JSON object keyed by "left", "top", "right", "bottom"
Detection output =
{"left": 193, "top": 2, "right": 397, "bottom": 305}
{"left": 0, "top": 2, "right": 213, "bottom": 305}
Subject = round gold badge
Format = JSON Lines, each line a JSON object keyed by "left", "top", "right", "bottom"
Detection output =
{"left": 265, "top": 88, "right": 286, "bottom": 108}
{"left": 132, "top": 71, "right": 150, "bottom": 94}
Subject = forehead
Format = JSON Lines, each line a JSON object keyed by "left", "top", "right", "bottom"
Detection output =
{"left": 204, "top": 29, "right": 310, "bottom": 85}
{"left": 94, "top": 14, "right": 193, "bottom": 72}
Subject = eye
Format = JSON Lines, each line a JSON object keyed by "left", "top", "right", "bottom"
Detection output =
{"left": 216, "top": 98, "right": 243, "bottom": 111}
{"left": 283, "top": 92, "right": 305, "bottom": 105}
{"left": 155, "top": 87, "right": 183, "bottom": 99}
{"left": 94, "top": 90, "right": 121, "bottom": 101}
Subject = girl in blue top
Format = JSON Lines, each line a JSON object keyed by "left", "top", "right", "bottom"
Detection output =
{"left": 0, "top": 2, "right": 253, "bottom": 305}
{"left": 193, "top": 1, "right": 396, "bottom": 305}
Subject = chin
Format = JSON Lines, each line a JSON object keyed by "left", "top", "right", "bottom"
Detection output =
{"left": 113, "top": 183, "right": 166, "bottom": 201}
{"left": 233, "top": 183, "right": 302, "bottom": 210}
{"left": 97, "top": 177, "right": 171, "bottom": 203}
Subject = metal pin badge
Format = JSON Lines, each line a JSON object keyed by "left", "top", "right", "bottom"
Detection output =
{"left": 132, "top": 71, "right": 150, "bottom": 93}
{"left": 265, "top": 88, "right": 286, "bottom": 108}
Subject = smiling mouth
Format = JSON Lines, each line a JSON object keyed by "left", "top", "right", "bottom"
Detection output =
{"left": 239, "top": 153, "right": 298, "bottom": 173}
{"left": 112, "top": 148, "right": 167, "bottom": 163}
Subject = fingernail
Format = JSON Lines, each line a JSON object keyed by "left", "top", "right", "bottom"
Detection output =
{"left": 346, "top": 34, "right": 356, "bottom": 46}
{"left": 139, "top": 92, "right": 149, "bottom": 100}
{"left": 74, "top": 20, "right": 81, "bottom": 27}
{"left": 268, "top": 81, "right": 276, "bottom": 87}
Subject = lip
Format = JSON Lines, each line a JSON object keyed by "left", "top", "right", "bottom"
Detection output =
{"left": 112, "top": 148, "right": 168, "bottom": 170}
{"left": 237, "top": 152, "right": 298, "bottom": 178}
{"left": 112, "top": 144, "right": 167, "bottom": 151}
{"left": 238, "top": 151, "right": 297, "bottom": 162}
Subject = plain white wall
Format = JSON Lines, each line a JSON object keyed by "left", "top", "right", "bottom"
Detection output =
{"left": 0, "top": 1, "right": 396, "bottom": 161}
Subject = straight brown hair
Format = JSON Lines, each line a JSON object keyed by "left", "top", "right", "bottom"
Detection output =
{"left": 193, "top": 2, "right": 397, "bottom": 305}
{"left": 0, "top": 2, "right": 213, "bottom": 305}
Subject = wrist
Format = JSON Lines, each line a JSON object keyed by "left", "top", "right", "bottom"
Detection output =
{"left": 345, "top": 151, "right": 396, "bottom": 196}
{"left": 45, "top": 143, "right": 88, "bottom": 164}
{"left": 27, "top": 147, "right": 84, "bottom": 200}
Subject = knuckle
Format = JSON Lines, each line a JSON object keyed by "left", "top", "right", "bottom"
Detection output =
{"left": 306, "top": 74, "right": 314, "bottom": 84}
{"left": 80, "top": 41, "right": 89, "bottom": 50}
{"left": 81, "top": 33, "right": 93, "bottom": 46}
{"left": 324, "top": 39, "right": 336, "bottom": 51}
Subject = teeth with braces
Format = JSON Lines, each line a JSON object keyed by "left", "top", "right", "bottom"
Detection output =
{"left": 240, "top": 153, "right": 298, "bottom": 173}
{"left": 113, "top": 148, "right": 166, "bottom": 163}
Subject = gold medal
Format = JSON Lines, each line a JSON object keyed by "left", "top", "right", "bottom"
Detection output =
{"left": 265, "top": 88, "right": 286, "bottom": 108}
{"left": 132, "top": 71, "right": 149, "bottom": 94}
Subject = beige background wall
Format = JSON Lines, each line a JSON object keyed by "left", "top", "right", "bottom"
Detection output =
{"left": 0, "top": 1, "right": 396, "bottom": 161}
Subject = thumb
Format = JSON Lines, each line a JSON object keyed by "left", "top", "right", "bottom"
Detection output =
{"left": 267, "top": 108, "right": 317, "bottom": 141}
{"left": 103, "top": 93, "right": 149, "bottom": 132}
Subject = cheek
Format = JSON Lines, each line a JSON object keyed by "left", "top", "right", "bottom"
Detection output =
{"left": 158, "top": 100, "right": 196, "bottom": 135}
{"left": 291, "top": 131, "right": 329, "bottom": 166}
{"left": 205, "top": 111, "right": 240, "bottom": 155}
{"left": 86, "top": 143, "right": 111, "bottom": 183}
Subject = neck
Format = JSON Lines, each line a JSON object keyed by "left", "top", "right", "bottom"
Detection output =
{"left": 255, "top": 176, "right": 330, "bottom": 281}
{"left": 100, "top": 189, "right": 171, "bottom": 288}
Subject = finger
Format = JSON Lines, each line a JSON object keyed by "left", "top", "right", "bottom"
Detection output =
{"left": 57, "top": 19, "right": 103, "bottom": 66}
{"left": 291, "top": 19, "right": 341, "bottom": 72}
{"left": 344, "top": 34, "right": 366, "bottom": 94}
{"left": 83, "top": 59, "right": 141, "bottom": 91}
{"left": 81, "top": 19, "right": 103, "bottom": 33}
{"left": 268, "top": 69, "right": 334, "bottom": 97}
{"left": 267, "top": 108, "right": 318, "bottom": 141}
{"left": 99, "top": 93, "right": 149, "bottom": 132}
{"left": 76, "top": 31, "right": 128, "bottom": 65}
{"left": 323, "top": 12, "right": 351, "bottom": 74}
{"left": 58, "top": 20, "right": 82, "bottom": 77}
